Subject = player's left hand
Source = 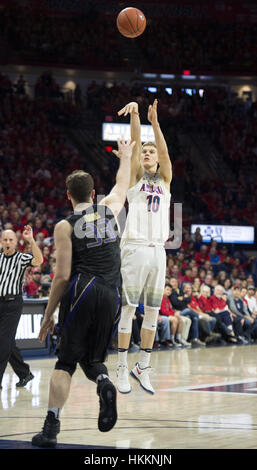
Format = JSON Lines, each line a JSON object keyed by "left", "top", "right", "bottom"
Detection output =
{"left": 23, "top": 225, "right": 34, "bottom": 243}
{"left": 39, "top": 315, "right": 55, "bottom": 342}
{"left": 112, "top": 137, "right": 135, "bottom": 160}
{"left": 148, "top": 99, "right": 158, "bottom": 125}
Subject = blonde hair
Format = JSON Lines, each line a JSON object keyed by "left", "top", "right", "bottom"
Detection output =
{"left": 142, "top": 141, "right": 157, "bottom": 149}
{"left": 200, "top": 284, "right": 211, "bottom": 295}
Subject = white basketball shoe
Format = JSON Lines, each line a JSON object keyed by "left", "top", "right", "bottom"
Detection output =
{"left": 116, "top": 365, "right": 132, "bottom": 394}
{"left": 130, "top": 363, "right": 155, "bottom": 395}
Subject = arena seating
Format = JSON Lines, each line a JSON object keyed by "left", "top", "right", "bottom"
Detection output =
{"left": 1, "top": 4, "right": 257, "bottom": 74}
{"left": 0, "top": 71, "right": 256, "bottom": 330}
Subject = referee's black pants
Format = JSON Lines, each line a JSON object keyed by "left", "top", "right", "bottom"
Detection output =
{"left": 0, "top": 296, "right": 30, "bottom": 386}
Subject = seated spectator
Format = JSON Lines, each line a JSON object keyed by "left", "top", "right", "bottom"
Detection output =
{"left": 245, "top": 286, "right": 257, "bottom": 317}
{"left": 217, "top": 270, "right": 227, "bottom": 286}
{"left": 170, "top": 282, "right": 205, "bottom": 347}
{"left": 166, "top": 257, "right": 175, "bottom": 277}
{"left": 209, "top": 285, "right": 238, "bottom": 343}
{"left": 195, "top": 245, "right": 209, "bottom": 266}
{"left": 172, "top": 264, "right": 184, "bottom": 285}
{"left": 204, "top": 272, "right": 215, "bottom": 295}
{"left": 24, "top": 267, "right": 42, "bottom": 297}
{"left": 199, "top": 268, "right": 207, "bottom": 284}
{"left": 192, "top": 277, "right": 201, "bottom": 298}
{"left": 240, "top": 287, "right": 254, "bottom": 317}
{"left": 181, "top": 267, "right": 194, "bottom": 284}
{"left": 38, "top": 280, "right": 51, "bottom": 298}
{"left": 227, "top": 286, "right": 256, "bottom": 342}
{"left": 33, "top": 218, "right": 49, "bottom": 239}
{"left": 223, "top": 278, "right": 232, "bottom": 294}
{"left": 183, "top": 283, "right": 220, "bottom": 345}
{"left": 160, "top": 284, "right": 185, "bottom": 348}
{"left": 168, "top": 275, "right": 179, "bottom": 291}
{"left": 154, "top": 313, "right": 172, "bottom": 350}
{"left": 223, "top": 255, "right": 234, "bottom": 274}
{"left": 230, "top": 268, "right": 240, "bottom": 285}
{"left": 246, "top": 275, "right": 256, "bottom": 288}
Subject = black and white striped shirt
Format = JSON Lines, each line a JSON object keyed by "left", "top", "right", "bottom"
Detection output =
{"left": 0, "top": 251, "right": 33, "bottom": 296}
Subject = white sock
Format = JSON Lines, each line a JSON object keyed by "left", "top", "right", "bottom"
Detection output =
{"left": 138, "top": 349, "right": 151, "bottom": 369}
{"left": 96, "top": 374, "right": 109, "bottom": 383}
{"left": 48, "top": 408, "right": 60, "bottom": 419}
{"left": 118, "top": 349, "right": 128, "bottom": 367}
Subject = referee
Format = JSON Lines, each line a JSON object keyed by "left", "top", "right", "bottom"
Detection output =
{"left": 0, "top": 225, "right": 43, "bottom": 389}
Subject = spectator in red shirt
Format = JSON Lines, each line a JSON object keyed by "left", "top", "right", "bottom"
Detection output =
{"left": 160, "top": 285, "right": 185, "bottom": 348}
{"left": 209, "top": 284, "right": 237, "bottom": 343}
{"left": 49, "top": 262, "right": 56, "bottom": 280}
{"left": 185, "top": 284, "right": 219, "bottom": 343}
{"left": 181, "top": 267, "right": 194, "bottom": 284}
{"left": 195, "top": 245, "right": 209, "bottom": 266}
{"left": 24, "top": 267, "right": 42, "bottom": 297}
{"left": 33, "top": 218, "right": 49, "bottom": 239}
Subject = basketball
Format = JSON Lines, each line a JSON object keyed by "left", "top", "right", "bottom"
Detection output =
{"left": 116, "top": 7, "right": 146, "bottom": 38}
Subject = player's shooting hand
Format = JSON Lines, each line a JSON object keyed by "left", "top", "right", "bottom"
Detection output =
{"left": 112, "top": 138, "right": 135, "bottom": 159}
{"left": 118, "top": 102, "right": 138, "bottom": 117}
{"left": 38, "top": 315, "right": 55, "bottom": 342}
{"left": 148, "top": 99, "right": 158, "bottom": 125}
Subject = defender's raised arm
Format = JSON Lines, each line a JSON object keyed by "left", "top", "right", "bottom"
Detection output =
{"left": 118, "top": 102, "right": 144, "bottom": 186}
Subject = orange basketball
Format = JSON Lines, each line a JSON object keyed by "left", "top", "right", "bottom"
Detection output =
{"left": 117, "top": 7, "right": 146, "bottom": 38}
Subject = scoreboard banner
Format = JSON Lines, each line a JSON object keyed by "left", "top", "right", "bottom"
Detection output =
{"left": 190, "top": 224, "right": 255, "bottom": 244}
{"left": 102, "top": 123, "right": 154, "bottom": 143}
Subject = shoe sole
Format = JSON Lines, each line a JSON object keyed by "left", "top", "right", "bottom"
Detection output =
{"left": 130, "top": 370, "right": 155, "bottom": 395}
{"left": 31, "top": 434, "right": 57, "bottom": 448}
{"left": 98, "top": 383, "right": 117, "bottom": 432}
{"left": 117, "top": 387, "right": 131, "bottom": 394}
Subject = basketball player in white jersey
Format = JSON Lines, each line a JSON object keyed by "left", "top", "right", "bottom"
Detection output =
{"left": 116, "top": 99, "right": 172, "bottom": 394}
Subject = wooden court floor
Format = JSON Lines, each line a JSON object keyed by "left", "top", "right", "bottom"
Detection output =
{"left": 1, "top": 344, "right": 257, "bottom": 450}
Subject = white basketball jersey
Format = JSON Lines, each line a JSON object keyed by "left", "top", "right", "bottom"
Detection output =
{"left": 121, "top": 172, "right": 171, "bottom": 247}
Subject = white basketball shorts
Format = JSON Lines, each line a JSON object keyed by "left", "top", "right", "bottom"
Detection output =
{"left": 120, "top": 242, "right": 166, "bottom": 309}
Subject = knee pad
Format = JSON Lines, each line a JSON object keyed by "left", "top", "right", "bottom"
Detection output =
{"left": 118, "top": 305, "right": 135, "bottom": 334}
{"left": 142, "top": 307, "right": 159, "bottom": 331}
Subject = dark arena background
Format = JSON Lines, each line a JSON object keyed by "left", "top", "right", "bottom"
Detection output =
{"left": 0, "top": 0, "right": 257, "bottom": 458}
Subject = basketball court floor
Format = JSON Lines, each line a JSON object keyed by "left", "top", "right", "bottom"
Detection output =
{"left": 1, "top": 344, "right": 257, "bottom": 450}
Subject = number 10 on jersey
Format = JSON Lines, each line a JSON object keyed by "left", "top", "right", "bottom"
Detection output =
{"left": 146, "top": 195, "right": 160, "bottom": 213}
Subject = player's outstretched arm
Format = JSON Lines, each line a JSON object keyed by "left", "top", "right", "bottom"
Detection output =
{"left": 118, "top": 102, "right": 144, "bottom": 185}
{"left": 100, "top": 138, "right": 135, "bottom": 216}
{"left": 148, "top": 99, "right": 172, "bottom": 186}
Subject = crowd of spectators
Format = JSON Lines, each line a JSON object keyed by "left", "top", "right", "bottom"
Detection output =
{"left": 1, "top": 72, "right": 257, "bottom": 235}
{"left": 120, "top": 232, "right": 257, "bottom": 352}
{"left": 0, "top": 69, "right": 256, "bottom": 352}
{"left": 1, "top": 4, "right": 257, "bottom": 74}
{"left": 85, "top": 79, "right": 257, "bottom": 228}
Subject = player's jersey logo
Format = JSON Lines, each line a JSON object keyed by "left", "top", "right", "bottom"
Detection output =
{"left": 139, "top": 183, "right": 163, "bottom": 195}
